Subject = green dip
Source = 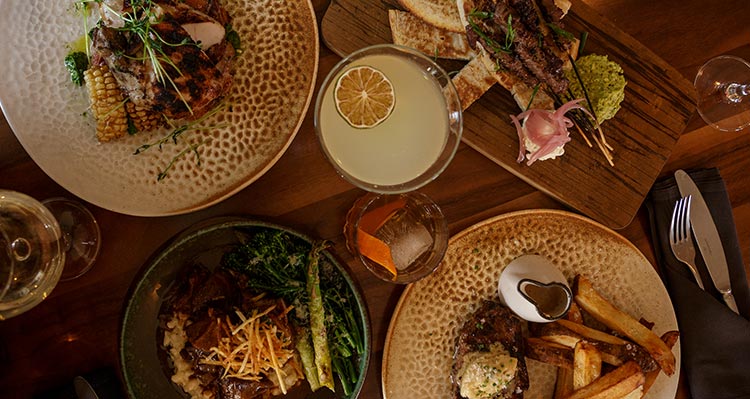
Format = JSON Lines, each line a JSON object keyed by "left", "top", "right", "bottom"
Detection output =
{"left": 566, "top": 54, "right": 626, "bottom": 123}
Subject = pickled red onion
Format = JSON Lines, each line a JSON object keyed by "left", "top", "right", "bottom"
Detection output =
{"left": 510, "top": 99, "right": 595, "bottom": 165}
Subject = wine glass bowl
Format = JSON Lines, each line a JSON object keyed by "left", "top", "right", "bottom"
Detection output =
{"left": 0, "top": 190, "right": 101, "bottom": 320}
{"left": 42, "top": 197, "right": 101, "bottom": 281}
{"left": 694, "top": 55, "right": 750, "bottom": 132}
{"left": 0, "top": 190, "right": 65, "bottom": 320}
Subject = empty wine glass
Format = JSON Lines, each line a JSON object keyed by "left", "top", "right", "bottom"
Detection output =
{"left": 0, "top": 190, "right": 100, "bottom": 320}
{"left": 694, "top": 55, "right": 750, "bottom": 131}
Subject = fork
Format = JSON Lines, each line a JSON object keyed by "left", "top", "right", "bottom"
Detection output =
{"left": 669, "top": 196, "right": 705, "bottom": 289}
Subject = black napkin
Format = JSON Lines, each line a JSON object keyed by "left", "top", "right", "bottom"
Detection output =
{"left": 646, "top": 168, "right": 750, "bottom": 399}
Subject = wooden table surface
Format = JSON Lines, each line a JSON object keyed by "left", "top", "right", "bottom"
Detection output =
{"left": 1, "top": 0, "right": 749, "bottom": 398}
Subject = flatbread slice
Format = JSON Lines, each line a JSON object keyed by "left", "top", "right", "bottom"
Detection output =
{"left": 398, "top": 0, "right": 464, "bottom": 32}
{"left": 389, "top": 10, "right": 474, "bottom": 60}
{"left": 450, "top": 56, "right": 496, "bottom": 110}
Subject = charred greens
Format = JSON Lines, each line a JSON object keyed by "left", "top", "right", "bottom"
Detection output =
{"left": 222, "top": 229, "right": 365, "bottom": 397}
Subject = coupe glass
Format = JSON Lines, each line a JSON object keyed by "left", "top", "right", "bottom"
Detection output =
{"left": 314, "top": 44, "right": 461, "bottom": 283}
{"left": 0, "top": 190, "right": 100, "bottom": 320}
{"left": 314, "top": 44, "right": 462, "bottom": 194}
{"left": 694, "top": 55, "right": 750, "bottom": 132}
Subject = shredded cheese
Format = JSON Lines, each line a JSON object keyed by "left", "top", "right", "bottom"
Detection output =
{"left": 201, "top": 305, "right": 300, "bottom": 394}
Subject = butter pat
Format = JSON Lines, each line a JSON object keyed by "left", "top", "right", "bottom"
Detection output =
{"left": 457, "top": 343, "right": 518, "bottom": 399}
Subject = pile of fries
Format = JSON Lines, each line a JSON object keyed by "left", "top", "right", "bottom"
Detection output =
{"left": 525, "top": 276, "right": 678, "bottom": 399}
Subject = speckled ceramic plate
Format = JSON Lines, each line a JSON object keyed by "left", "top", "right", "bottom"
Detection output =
{"left": 119, "top": 218, "right": 370, "bottom": 399}
{"left": 383, "top": 210, "right": 679, "bottom": 399}
{"left": 0, "top": 0, "right": 318, "bottom": 216}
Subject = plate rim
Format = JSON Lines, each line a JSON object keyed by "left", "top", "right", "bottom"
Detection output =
{"left": 381, "top": 208, "right": 679, "bottom": 399}
{"left": 0, "top": 0, "right": 320, "bottom": 217}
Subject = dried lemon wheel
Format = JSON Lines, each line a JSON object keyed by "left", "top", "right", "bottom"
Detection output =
{"left": 334, "top": 65, "right": 395, "bottom": 128}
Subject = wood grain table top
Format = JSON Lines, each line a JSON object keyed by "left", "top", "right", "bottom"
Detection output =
{"left": 1, "top": 1, "right": 749, "bottom": 398}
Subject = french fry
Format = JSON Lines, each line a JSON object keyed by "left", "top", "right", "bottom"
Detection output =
{"left": 642, "top": 331, "right": 680, "bottom": 395}
{"left": 573, "top": 341, "right": 602, "bottom": 390}
{"left": 526, "top": 337, "right": 573, "bottom": 369}
{"left": 574, "top": 276, "right": 676, "bottom": 376}
{"left": 564, "top": 361, "right": 645, "bottom": 399}
{"left": 557, "top": 319, "right": 628, "bottom": 345}
{"left": 536, "top": 321, "right": 658, "bottom": 372}
{"left": 554, "top": 366, "right": 575, "bottom": 399}
{"left": 621, "top": 385, "right": 645, "bottom": 399}
{"left": 566, "top": 301, "right": 584, "bottom": 323}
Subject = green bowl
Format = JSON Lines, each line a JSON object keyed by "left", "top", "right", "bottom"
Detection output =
{"left": 119, "top": 217, "right": 371, "bottom": 399}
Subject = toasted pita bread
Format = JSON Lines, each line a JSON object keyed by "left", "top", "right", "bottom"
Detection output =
{"left": 389, "top": 10, "right": 474, "bottom": 60}
{"left": 451, "top": 56, "right": 497, "bottom": 110}
{"left": 398, "top": 0, "right": 464, "bottom": 32}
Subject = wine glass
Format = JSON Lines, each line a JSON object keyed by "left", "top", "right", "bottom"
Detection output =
{"left": 314, "top": 44, "right": 462, "bottom": 283}
{"left": 694, "top": 55, "right": 750, "bottom": 132}
{"left": 0, "top": 190, "right": 100, "bottom": 320}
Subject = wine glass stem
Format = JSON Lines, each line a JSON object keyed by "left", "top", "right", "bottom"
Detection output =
{"left": 10, "top": 237, "right": 31, "bottom": 261}
{"left": 725, "top": 83, "right": 749, "bottom": 103}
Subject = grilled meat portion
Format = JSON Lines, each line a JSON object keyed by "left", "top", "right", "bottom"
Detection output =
{"left": 452, "top": 301, "right": 530, "bottom": 399}
{"left": 465, "top": 0, "right": 573, "bottom": 95}
{"left": 90, "top": 0, "right": 234, "bottom": 121}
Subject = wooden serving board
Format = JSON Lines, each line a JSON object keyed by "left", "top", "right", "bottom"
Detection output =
{"left": 321, "top": 0, "right": 696, "bottom": 229}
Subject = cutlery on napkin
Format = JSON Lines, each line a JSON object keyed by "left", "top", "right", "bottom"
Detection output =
{"left": 646, "top": 167, "right": 750, "bottom": 398}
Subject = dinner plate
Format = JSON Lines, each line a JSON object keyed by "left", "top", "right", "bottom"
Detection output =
{"left": 382, "top": 210, "right": 680, "bottom": 399}
{"left": 119, "top": 218, "right": 370, "bottom": 399}
{"left": 0, "top": 0, "right": 318, "bottom": 216}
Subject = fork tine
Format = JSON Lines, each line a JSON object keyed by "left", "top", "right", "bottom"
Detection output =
{"left": 678, "top": 195, "right": 691, "bottom": 241}
{"left": 670, "top": 198, "right": 680, "bottom": 243}
{"left": 684, "top": 195, "right": 692, "bottom": 237}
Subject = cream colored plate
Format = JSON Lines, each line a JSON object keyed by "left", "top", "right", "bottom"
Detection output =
{"left": 0, "top": 0, "right": 318, "bottom": 216}
{"left": 383, "top": 209, "right": 679, "bottom": 399}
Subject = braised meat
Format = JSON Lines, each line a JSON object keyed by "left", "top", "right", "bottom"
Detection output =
{"left": 452, "top": 301, "right": 530, "bottom": 399}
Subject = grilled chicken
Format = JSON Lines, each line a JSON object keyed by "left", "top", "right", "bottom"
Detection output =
{"left": 90, "top": 0, "right": 234, "bottom": 121}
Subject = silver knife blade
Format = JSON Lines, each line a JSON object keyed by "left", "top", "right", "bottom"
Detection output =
{"left": 675, "top": 169, "right": 739, "bottom": 314}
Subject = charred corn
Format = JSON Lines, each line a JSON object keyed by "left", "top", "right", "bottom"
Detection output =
{"left": 84, "top": 64, "right": 128, "bottom": 142}
{"left": 126, "top": 101, "right": 164, "bottom": 133}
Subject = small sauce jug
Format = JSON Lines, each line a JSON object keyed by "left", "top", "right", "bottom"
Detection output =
{"left": 498, "top": 255, "right": 572, "bottom": 323}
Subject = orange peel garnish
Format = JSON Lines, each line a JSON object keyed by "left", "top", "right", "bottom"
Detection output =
{"left": 357, "top": 228, "right": 398, "bottom": 278}
{"left": 356, "top": 197, "right": 407, "bottom": 279}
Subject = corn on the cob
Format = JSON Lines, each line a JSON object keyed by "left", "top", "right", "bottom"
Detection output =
{"left": 126, "top": 100, "right": 164, "bottom": 133}
{"left": 84, "top": 64, "right": 128, "bottom": 142}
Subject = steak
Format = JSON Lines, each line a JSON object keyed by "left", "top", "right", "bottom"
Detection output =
{"left": 452, "top": 301, "right": 530, "bottom": 399}
{"left": 464, "top": 0, "right": 573, "bottom": 95}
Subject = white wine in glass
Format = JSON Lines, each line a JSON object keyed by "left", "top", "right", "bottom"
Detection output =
{"left": 694, "top": 55, "right": 750, "bottom": 132}
{"left": 0, "top": 190, "right": 100, "bottom": 320}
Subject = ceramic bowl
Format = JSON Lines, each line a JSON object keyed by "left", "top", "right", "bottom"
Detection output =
{"left": 119, "top": 217, "right": 371, "bottom": 399}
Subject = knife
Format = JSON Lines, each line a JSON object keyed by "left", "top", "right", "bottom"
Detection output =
{"left": 675, "top": 169, "right": 739, "bottom": 314}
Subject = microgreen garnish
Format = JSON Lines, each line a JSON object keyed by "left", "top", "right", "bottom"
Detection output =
{"left": 467, "top": 10, "right": 515, "bottom": 55}
{"left": 225, "top": 24, "right": 243, "bottom": 55}
{"left": 547, "top": 23, "right": 575, "bottom": 40}
{"left": 156, "top": 138, "right": 209, "bottom": 181}
{"left": 134, "top": 103, "right": 228, "bottom": 155}
{"left": 503, "top": 15, "right": 516, "bottom": 50}
{"left": 578, "top": 31, "right": 589, "bottom": 58}
{"left": 525, "top": 84, "right": 541, "bottom": 111}
{"left": 133, "top": 103, "right": 229, "bottom": 181}
{"left": 77, "top": 0, "right": 198, "bottom": 114}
